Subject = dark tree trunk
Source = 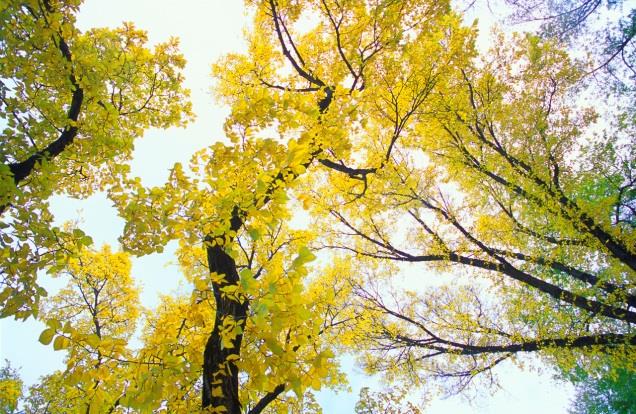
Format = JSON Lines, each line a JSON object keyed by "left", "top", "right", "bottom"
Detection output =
{"left": 202, "top": 242, "right": 249, "bottom": 413}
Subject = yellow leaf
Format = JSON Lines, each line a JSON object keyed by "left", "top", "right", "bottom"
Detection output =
{"left": 53, "top": 335, "right": 69, "bottom": 350}
{"left": 38, "top": 328, "right": 55, "bottom": 345}
{"left": 85, "top": 333, "right": 100, "bottom": 348}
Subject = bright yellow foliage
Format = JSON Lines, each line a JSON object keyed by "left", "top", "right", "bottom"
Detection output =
{"left": 5, "top": 0, "right": 635, "bottom": 412}
{"left": 0, "top": 0, "right": 192, "bottom": 319}
{"left": 0, "top": 375, "right": 22, "bottom": 413}
{"left": 29, "top": 245, "right": 140, "bottom": 413}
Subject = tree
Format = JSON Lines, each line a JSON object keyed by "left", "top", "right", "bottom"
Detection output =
{"left": 126, "top": 227, "right": 351, "bottom": 413}
{"left": 313, "top": 31, "right": 635, "bottom": 392}
{"left": 0, "top": 0, "right": 192, "bottom": 319}
{"left": 25, "top": 245, "right": 140, "bottom": 413}
{"left": 7, "top": 0, "right": 635, "bottom": 411}
{"left": 115, "top": 0, "right": 634, "bottom": 407}
{"left": 505, "top": 0, "right": 635, "bottom": 59}
{"left": 568, "top": 365, "right": 636, "bottom": 414}
{"left": 0, "top": 360, "right": 23, "bottom": 414}
{"left": 355, "top": 386, "right": 423, "bottom": 414}
{"left": 502, "top": 0, "right": 635, "bottom": 99}
{"left": 28, "top": 238, "right": 352, "bottom": 412}
{"left": 109, "top": 0, "right": 476, "bottom": 411}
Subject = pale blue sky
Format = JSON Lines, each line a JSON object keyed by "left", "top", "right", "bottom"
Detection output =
{"left": 0, "top": 1, "right": 575, "bottom": 412}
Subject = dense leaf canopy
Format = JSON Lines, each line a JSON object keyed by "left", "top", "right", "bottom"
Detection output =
{"left": 0, "top": 0, "right": 192, "bottom": 319}
{"left": 1, "top": 0, "right": 634, "bottom": 413}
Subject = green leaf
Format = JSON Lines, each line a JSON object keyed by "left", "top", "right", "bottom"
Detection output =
{"left": 38, "top": 328, "right": 55, "bottom": 345}
{"left": 46, "top": 318, "right": 62, "bottom": 330}
{"left": 239, "top": 268, "right": 255, "bottom": 291}
{"left": 292, "top": 246, "right": 316, "bottom": 268}
{"left": 290, "top": 377, "right": 303, "bottom": 398}
{"left": 265, "top": 338, "right": 284, "bottom": 356}
{"left": 247, "top": 228, "right": 261, "bottom": 241}
{"left": 85, "top": 333, "right": 100, "bottom": 348}
{"left": 80, "top": 235, "right": 93, "bottom": 246}
{"left": 53, "top": 335, "right": 69, "bottom": 350}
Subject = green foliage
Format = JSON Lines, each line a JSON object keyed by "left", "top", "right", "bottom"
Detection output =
{"left": 503, "top": 0, "right": 636, "bottom": 99}
{"left": 568, "top": 367, "right": 636, "bottom": 414}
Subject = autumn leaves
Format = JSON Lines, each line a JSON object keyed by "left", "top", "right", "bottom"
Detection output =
{"left": 1, "top": 0, "right": 635, "bottom": 413}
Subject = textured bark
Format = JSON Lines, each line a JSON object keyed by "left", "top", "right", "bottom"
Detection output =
{"left": 202, "top": 242, "right": 248, "bottom": 413}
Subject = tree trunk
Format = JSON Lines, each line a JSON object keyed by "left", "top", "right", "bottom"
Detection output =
{"left": 202, "top": 243, "right": 249, "bottom": 413}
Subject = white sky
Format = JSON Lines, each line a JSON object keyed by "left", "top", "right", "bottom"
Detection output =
{"left": 0, "top": 1, "right": 575, "bottom": 412}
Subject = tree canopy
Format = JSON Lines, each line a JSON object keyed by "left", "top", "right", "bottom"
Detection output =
{"left": 0, "top": 0, "right": 192, "bottom": 319}
{"left": 567, "top": 364, "right": 636, "bottom": 414}
{"left": 0, "top": 360, "right": 23, "bottom": 413}
{"left": 504, "top": 0, "right": 635, "bottom": 93}
{"left": 2, "top": 0, "right": 635, "bottom": 413}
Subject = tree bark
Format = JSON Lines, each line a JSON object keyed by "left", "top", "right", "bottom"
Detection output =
{"left": 202, "top": 242, "right": 249, "bottom": 413}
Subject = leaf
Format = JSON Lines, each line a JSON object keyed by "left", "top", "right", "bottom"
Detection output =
{"left": 247, "top": 227, "right": 261, "bottom": 241}
{"left": 212, "top": 386, "right": 224, "bottom": 397}
{"left": 85, "top": 334, "right": 101, "bottom": 348}
{"left": 46, "top": 318, "right": 62, "bottom": 330}
{"left": 290, "top": 377, "right": 303, "bottom": 398}
{"left": 239, "top": 268, "right": 255, "bottom": 291}
{"left": 53, "top": 335, "right": 69, "bottom": 350}
{"left": 194, "top": 278, "right": 208, "bottom": 291}
{"left": 38, "top": 328, "right": 55, "bottom": 345}
{"left": 292, "top": 246, "right": 317, "bottom": 269}
{"left": 265, "top": 338, "right": 284, "bottom": 356}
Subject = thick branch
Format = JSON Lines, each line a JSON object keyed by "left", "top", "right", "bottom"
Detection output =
{"left": 455, "top": 74, "right": 636, "bottom": 272}
{"left": 2, "top": 9, "right": 84, "bottom": 215}
{"left": 332, "top": 207, "right": 636, "bottom": 323}
{"left": 318, "top": 158, "right": 377, "bottom": 178}
{"left": 247, "top": 384, "right": 286, "bottom": 414}
{"left": 413, "top": 252, "right": 636, "bottom": 324}
{"left": 399, "top": 332, "right": 636, "bottom": 356}
{"left": 490, "top": 248, "right": 636, "bottom": 307}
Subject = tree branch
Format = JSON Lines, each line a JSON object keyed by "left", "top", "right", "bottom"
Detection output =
{"left": 247, "top": 384, "right": 286, "bottom": 414}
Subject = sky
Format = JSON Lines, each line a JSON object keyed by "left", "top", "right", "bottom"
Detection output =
{"left": 0, "top": 1, "right": 576, "bottom": 412}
